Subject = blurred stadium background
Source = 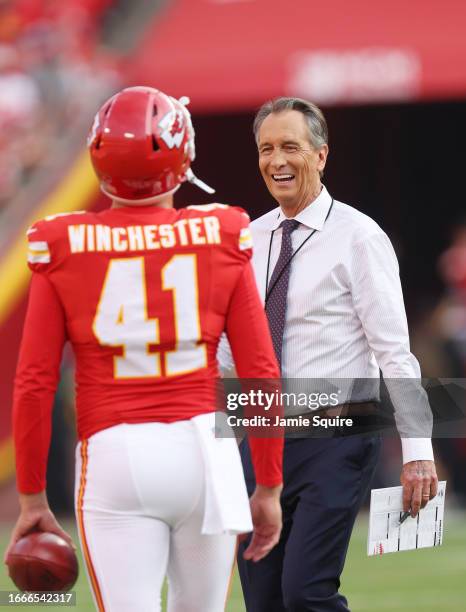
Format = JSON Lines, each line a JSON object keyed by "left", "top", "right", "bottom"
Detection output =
{"left": 0, "top": 1, "right": 465, "bottom": 610}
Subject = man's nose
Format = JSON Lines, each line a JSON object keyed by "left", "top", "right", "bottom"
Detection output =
{"left": 270, "top": 150, "right": 287, "bottom": 169}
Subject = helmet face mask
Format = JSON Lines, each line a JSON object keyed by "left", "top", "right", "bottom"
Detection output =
{"left": 88, "top": 86, "right": 213, "bottom": 201}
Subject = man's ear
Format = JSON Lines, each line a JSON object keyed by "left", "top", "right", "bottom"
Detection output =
{"left": 318, "top": 145, "right": 329, "bottom": 173}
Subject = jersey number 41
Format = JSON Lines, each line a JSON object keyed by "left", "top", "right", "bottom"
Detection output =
{"left": 93, "top": 255, "right": 207, "bottom": 379}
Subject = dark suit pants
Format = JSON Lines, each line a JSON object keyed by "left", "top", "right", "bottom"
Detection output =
{"left": 237, "top": 435, "right": 381, "bottom": 612}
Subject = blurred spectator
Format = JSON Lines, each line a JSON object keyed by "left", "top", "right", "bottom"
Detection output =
{"left": 437, "top": 221, "right": 466, "bottom": 375}
{"left": 431, "top": 222, "right": 466, "bottom": 504}
{"left": 0, "top": 0, "right": 121, "bottom": 216}
{"left": 0, "top": 43, "right": 46, "bottom": 209}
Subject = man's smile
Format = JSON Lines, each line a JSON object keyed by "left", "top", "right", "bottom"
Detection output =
{"left": 272, "top": 173, "right": 295, "bottom": 183}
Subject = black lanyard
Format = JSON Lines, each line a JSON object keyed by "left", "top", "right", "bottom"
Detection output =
{"left": 265, "top": 198, "right": 334, "bottom": 305}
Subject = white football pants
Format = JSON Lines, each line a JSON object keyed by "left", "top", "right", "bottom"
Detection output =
{"left": 74, "top": 421, "right": 237, "bottom": 612}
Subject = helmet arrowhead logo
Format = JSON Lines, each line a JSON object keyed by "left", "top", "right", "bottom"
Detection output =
{"left": 159, "top": 110, "right": 186, "bottom": 149}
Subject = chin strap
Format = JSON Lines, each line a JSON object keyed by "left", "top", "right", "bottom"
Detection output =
{"left": 185, "top": 168, "right": 215, "bottom": 194}
{"left": 177, "top": 96, "right": 216, "bottom": 195}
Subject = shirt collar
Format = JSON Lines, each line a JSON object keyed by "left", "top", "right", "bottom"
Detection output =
{"left": 270, "top": 185, "right": 332, "bottom": 231}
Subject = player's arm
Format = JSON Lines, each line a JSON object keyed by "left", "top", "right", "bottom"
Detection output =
{"left": 5, "top": 273, "right": 74, "bottom": 561}
{"left": 225, "top": 261, "right": 283, "bottom": 561}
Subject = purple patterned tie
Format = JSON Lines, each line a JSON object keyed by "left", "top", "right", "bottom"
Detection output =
{"left": 265, "top": 219, "right": 300, "bottom": 369}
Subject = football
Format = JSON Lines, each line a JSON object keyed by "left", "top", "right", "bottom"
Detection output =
{"left": 6, "top": 532, "right": 79, "bottom": 592}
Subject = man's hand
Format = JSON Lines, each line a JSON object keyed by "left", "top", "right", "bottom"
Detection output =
{"left": 400, "top": 460, "right": 438, "bottom": 518}
{"left": 243, "top": 484, "right": 283, "bottom": 562}
{"left": 4, "top": 492, "right": 75, "bottom": 564}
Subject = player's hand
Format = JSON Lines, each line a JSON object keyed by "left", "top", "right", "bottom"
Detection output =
{"left": 4, "top": 492, "right": 75, "bottom": 563}
{"left": 400, "top": 460, "right": 438, "bottom": 518}
{"left": 243, "top": 484, "right": 283, "bottom": 562}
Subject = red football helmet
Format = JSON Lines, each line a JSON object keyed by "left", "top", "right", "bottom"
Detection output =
{"left": 88, "top": 86, "right": 214, "bottom": 201}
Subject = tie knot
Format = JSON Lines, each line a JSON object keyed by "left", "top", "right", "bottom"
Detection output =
{"left": 280, "top": 219, "right": 300, "bottom": 235}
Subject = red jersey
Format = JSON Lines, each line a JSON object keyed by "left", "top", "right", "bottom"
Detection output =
{"left": 14, "top": 203, "right": 282, "bottom": 493}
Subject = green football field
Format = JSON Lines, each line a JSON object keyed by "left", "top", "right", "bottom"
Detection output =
{"left": 1, "top": 512, "right": 465, "bottom": 611}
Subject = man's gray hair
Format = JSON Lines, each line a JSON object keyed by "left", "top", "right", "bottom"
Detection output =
{"left": 253, "top": 97, "right": 328, "bottom": 149}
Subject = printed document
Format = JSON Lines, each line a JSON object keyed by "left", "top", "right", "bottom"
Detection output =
{"left": 368, "top": 481, "right": 446, "bottom": 555}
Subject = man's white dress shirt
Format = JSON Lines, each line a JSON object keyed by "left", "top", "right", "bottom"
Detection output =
{"left": 218, "top": 186, "right": 433, "bottom": 464}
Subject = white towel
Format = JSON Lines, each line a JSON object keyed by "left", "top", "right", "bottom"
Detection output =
{"left": 191, "top": 412, "right": 253, "bottom": 535}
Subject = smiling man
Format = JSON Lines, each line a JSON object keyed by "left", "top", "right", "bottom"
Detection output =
{"left": 219, "top": 97, "right": 438, "bottom": 612}
{"left": 257, "top": 106, "right": 328, "bottom": 218}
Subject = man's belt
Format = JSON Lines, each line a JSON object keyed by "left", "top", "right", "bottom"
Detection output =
{"left": 283, "top": 401, "right": 381, "bottom": 436}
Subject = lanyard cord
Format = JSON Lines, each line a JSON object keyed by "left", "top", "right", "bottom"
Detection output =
{"left": 264, "top": 198, "right": 334, "bottom": 305}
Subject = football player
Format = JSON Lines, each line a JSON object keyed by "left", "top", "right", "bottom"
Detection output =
{"left": 6, "top": 87, "right": 283, "bottom": 611}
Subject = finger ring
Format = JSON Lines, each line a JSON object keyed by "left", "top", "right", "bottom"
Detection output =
{"left": 422, "top": 494, "right": 430, "bottom": 498}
